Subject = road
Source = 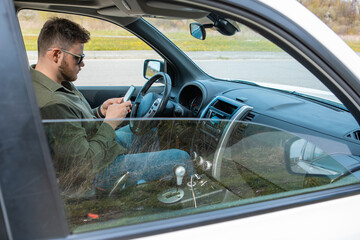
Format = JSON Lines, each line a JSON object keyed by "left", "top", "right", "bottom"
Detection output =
{"left": 27, "top": 51, "right": 337, "bottom": 100}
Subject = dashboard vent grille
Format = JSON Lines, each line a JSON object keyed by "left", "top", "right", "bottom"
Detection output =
{"left": 243, "top": 112, "right": 255, "bottom": 122}
{"left": 230, "top": 111, "right": 255, "bottom": 145}
{"left": 346, "top": 130, "right": 360, "bottom": 141}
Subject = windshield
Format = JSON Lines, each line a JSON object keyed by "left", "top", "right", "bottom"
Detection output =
{"left": 146, "top": 18, "right": 341, "bottom": 104}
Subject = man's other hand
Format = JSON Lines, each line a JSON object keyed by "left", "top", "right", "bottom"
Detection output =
{"left": 104, "top": 101, "right": 132, "bottom": 129}
{"left": 100, "top": 97, "right": 124, "bottom": 117}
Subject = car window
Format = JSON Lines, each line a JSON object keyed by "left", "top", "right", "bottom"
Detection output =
{"left": 41, "top": 118, "right": 360, "bottom": 233}
{"left": 19, "top": 7, "right": 360, "bottom": 237}
{"left": 146, "top": 18, "right": 341, "bottom": 104}
{"left": 299, "top": 0, "right": 360, "bottom": 53}
{"left": 18, "top": 10, "right": 163, "bottom": 86}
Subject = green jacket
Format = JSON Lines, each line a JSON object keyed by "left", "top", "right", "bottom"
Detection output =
{"left": 30, "top": 66, "right": 126, "bottom": 192}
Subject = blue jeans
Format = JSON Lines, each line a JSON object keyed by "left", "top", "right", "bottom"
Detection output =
{"left": 94, "top": 125, "right": 194, "bottom": 191}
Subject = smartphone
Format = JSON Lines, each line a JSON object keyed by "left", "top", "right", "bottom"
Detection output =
{"left": 123, "top": 85, "right": 136, "bottom": 102}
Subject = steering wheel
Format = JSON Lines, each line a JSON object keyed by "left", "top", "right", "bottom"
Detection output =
{"left": 130, "top": 72, "right": 172, "bottom": 135}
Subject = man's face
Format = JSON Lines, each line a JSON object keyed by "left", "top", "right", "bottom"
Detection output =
{"left": 58, "top": 42, "right": 85, "bottom": 82}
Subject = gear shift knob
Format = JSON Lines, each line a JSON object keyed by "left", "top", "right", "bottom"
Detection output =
{"left": 174, "top": 165, "right": 186, "bottom": 186}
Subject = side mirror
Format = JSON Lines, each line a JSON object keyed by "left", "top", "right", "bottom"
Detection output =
{"left": 190, "top": 23, "right": 206, "bottom": 40}
{"left": 143, "top": 59, "right": 164, "bottom": 80}
{"left": 284, "top": 137, "right": 343, "bottom": 177}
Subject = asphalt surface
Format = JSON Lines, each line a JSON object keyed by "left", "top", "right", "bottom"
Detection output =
{"left": 26, "top": 51, "right": 345, "bottom": 101}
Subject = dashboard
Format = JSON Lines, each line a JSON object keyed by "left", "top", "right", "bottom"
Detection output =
{"left": 176, "top": 80, "right": 360, "bottom": 177}
{"left": 178, "top": 84, "right": 204, "bottom": 116}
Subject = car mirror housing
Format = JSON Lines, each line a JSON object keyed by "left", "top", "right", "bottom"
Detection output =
{"left": 143, "top": 59, "right": 164, "bottom": 81}
{"left": 283, "top": 137, "right": 356, "bottom": 180}
{"left": 190, "top": 23, "right": 206, "bottom": 40}
{"left": 190, "top": 13, "right": 239, "bottom": 40}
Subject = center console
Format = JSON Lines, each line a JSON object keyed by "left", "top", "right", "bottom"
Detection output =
{"left": 191, "top": 96, "right": 253, "bottom": 176}
{"left": 154, "top": 96, "right": 254, "bottom": 208}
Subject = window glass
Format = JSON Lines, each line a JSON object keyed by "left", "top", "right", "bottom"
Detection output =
{"left": 299, "top": 0, "right": 360, "bottom": 53}
{"left": 303, "top": 142, "right": 315, "bottom": 161}
{"left": 18, "top": 10, "right": 162, "bottom": 86}
{"left": 146, "top": 18, "right": 341, "bottom": 104}
{"left": 20, "top": 8, "right": 360, "bottom": 235}
{"left": 41, "top": 119, "right": 360, "bottom": 233}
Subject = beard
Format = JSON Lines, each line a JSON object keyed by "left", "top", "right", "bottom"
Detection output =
{"left": 59, "top": 57, "right": 77, "bottom": 82}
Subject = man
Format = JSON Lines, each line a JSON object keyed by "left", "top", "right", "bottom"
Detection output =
{"left": 31, "top": 18, "right": 193, "bottom": 195}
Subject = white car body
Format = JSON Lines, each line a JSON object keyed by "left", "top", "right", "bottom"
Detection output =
{"left": 140, "top": 194, "right": 360, "bottom": 240}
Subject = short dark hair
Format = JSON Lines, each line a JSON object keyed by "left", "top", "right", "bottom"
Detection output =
{"left": 37, "top": 17, "right": 90, "bottom": 56}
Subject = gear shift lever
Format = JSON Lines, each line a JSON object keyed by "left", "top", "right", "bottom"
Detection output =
{"left": 175, "top": 165, "right": 186, "bottom": 186}
{"left": 157, "top": 166, "right": 186, "bottom": 204}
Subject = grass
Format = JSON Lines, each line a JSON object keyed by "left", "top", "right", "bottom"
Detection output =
{"left": 22, "top": 31, "right": 282, "bottom": 52}
{"left": 23, "top": 30, "right": 360, "bottom": 52}
{"left": 86, "top": 37, "right": 152, "bottom": 51}
{"left": 346, "top": 41, "right": 360, "bottom": 52}
{"left": 22, "top": 29, "right": 360, "bottom": 52}
{"left": 23, "top": 36, "right": 279, "bottom": 52}
{"left": 54, "top": 120, "right": 356, "bottom": 233}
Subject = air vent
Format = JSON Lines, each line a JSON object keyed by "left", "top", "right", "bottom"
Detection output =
{"left": 229, "top": 111, "right": 255, "bottom": 145}
{"left": 230, "top": 123, "right": 247, "bottom": 144}
{"left": 243, "top": 112, "right": 255, "bottom": 122}
{"left": 346, "top": 130, "right": 360, "bottom": 141}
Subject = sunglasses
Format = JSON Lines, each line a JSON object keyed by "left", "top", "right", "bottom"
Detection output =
{"left": 48, "top": 48, "right": 85, "bottom": 65}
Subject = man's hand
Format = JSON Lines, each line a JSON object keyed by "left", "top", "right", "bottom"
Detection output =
{"left": 104, "top": 101, "right": 132, "bottom": 129}
{"left": 99, "top": 97, "right": 124, "bottom": 117}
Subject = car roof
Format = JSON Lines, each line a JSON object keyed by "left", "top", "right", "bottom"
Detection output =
{"left": 13, "top": 0, "right": 208, "bottom": 20}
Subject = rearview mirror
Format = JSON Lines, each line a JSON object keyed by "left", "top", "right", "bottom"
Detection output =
{"left": 190, "top": 14, "right": 239, "bottom": 40}
{"left": 190, "top": 23, "right": 206, "bottom": 40}
{"left": 143, "top": 59, "right": 164, "bottom": 80}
